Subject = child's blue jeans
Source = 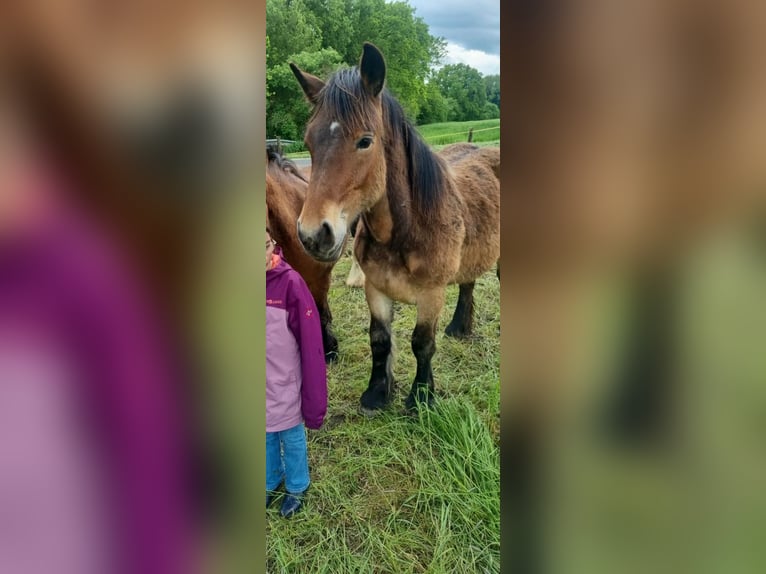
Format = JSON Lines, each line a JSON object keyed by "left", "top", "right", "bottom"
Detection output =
{"left": 266, "top": 422, "right": 310, "bottom": 494}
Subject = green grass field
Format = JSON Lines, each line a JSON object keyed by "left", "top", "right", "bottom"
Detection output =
{"left": 266, "top": 251, "right": 500, "bottom": 573}
{"left": 415, "top": 118, "right": 500, "bottom": 147}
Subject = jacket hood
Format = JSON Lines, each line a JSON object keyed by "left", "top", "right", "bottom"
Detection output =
{"left": 267, "top": 246, "right": 292, "bottom": 277}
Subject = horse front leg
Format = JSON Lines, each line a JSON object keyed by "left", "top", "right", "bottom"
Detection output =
{"left": 318, "top": 300, "right": 338, "bottom": 363}
{"left": 360, "top": 282, "right": 395, "bottom": 414}
{"left": 405, "top": 289, "right": 446, "bottom": 411}
{"left": 310, "top": 274, "right": 338, "bottom": 363}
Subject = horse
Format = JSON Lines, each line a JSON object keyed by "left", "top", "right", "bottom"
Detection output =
{"left": 266, "top": 148, "right": 340, "bottom": 361}
{"left": 290, "top": 43, "right": 500, "bottom": 413}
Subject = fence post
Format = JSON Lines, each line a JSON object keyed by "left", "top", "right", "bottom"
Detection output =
{"left": 277, "top": 137, "right": 282, "bottom": 154}
{"left": 467, "top": 128, "right": 474, "bottom": 143}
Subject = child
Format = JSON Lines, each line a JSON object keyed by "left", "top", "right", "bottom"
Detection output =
{"left": 266, "top": 228, "right": 327, "bottom": 517}
{"left": 0, "top": 90, "right": 194, "bottom": 573}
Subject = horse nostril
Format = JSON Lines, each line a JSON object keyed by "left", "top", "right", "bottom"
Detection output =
{"left": 297, "top": 220, "right": 315, "bottom": 252}
{"left": 319, "top": 221, "right": 335, "bottom": 249}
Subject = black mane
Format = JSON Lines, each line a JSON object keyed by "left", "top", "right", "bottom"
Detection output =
{"left": 267, "top": 146, "right": 308, "bottom": 183}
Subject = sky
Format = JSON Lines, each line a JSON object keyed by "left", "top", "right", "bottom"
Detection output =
{"left": 406, "top": 0, "right": 500, "bottom": 76}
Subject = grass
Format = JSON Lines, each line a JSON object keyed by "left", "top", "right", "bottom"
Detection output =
{"left": 415, "top": 119, "right": 500, "bottom": 147}
{"left": 266, "top": 251, "right": 500, "bottom": 573}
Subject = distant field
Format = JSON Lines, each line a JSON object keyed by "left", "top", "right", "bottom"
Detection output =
{"left": 416, "top": 118, "right": 500, "bottom": 146}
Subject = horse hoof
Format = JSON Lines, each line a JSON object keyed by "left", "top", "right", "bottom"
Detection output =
{"left": 444, "top": 323, "right": 471, "bottom": 339}
{"left": 359, "top": 405, "right": 383, "bottom": 418}
{"left": 360, "top": 386, "right": 391, "bottom": 413}
{"left": 405, "top": 388, "right": 435, "bottom": 412}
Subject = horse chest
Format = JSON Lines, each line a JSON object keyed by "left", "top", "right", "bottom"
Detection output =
{"left": 354, "top": 237, "right": 440, "bottom": 304}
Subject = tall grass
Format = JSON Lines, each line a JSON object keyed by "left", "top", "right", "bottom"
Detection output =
{"left": 266, "top": 253, "right": 500, "bottom": 573}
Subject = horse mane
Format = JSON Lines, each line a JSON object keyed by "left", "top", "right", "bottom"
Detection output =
{"left": 314, "top": 67, "right": 446, "bottom": 227}
{"left": 267, "top": 146, "right": 308, "bottom": 183}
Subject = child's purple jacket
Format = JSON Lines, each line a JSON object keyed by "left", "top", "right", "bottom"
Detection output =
{"left": 266, "top": 249, "right": 327, "bottom": 432}
{"left": 0, "top": 166, "right": 193, "bottom": 574}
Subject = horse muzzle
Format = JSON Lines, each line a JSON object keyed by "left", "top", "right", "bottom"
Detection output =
{"left": 297, "top": 219, "right": 344, "bottom": 262}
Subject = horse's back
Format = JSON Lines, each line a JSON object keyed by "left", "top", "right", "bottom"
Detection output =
{"left": 440, "top": 143, "right": 500, "bottom": 180}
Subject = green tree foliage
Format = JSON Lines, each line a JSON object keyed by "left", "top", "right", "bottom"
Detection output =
{"left": 266, "top": 0, "right": 322, "bottom": 68}
{"left": 267, "top": 48, "right": 345, "bottom": 141}
{"left": 417, "top": 80, "right": 450, "bottom": 125}
{"left": 481, "top": 101, "right": 500, "bottom": 120}
{"left": 483, "top": 74, "right": 500, "bottom": 108}
{"left": 342, "top": 0, "right": 445, "bottom": 119}
{"left": 266, "top": 0, "right": 497, "bottom": 136}
{"left": 434, "top": 63, "right": 487, "bottom": 122}
{"left": 303, "top": 0, "right": 356, "bottom": 59}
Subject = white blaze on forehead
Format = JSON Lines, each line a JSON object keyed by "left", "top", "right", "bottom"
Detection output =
{"left": 329, "top": 121, "right": 341, "bottom": 134}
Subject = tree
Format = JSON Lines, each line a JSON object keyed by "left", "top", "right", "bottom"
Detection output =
{"left": 484, "top": 74, "right": 500, "bottom": 108}
{"left": 481, "top": 101, "right": 500, "bottom": 120}
{"left": 266, "top": 48, "right": 345, "bottom": 140}
{"left": 344, "top": 0, "right": 445, "bottom": 120}
{"left": 417, "top": 80, "right": 449, "bottom": 124}
{"left": 303, "top": 0, "right": 355, "bottom": 58}
{"left": 434, "top": 63, "right": 487, "bottom": 121}
{"left": 266, "top": 0, "right": 323, "bottom": 69}
{"left": 266, "top": 0, "right": 445, "bottom": 130}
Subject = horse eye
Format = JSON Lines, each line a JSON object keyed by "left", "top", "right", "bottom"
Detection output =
{"left": 356, "top": 136, "right": 373, "bottom": 149}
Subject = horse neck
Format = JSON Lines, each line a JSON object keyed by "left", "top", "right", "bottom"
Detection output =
{"left": 266, "top": 172, "right": 303, "bottom": 242}
{"left": 365, "top": 123, "right": 432, "bottom": 247}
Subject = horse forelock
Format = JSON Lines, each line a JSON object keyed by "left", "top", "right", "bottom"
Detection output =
{"left": 312, "top": 67, "right": 379, "bottom": 137}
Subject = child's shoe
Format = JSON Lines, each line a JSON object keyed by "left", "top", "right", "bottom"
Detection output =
{"left": 280, "top": 493, "right": 304, "bottom": 518}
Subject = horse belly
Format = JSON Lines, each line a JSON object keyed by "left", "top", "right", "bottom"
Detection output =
{"left": 363, "top": 262, "right": 420, "bottom": 304}
{"left": 355, "top": 238, "right": 432, "bottom": 304}
{"left": 454, "top": 248, "right": 500, "bottom": 285}
{"left": 453, "top": 189, "right": 501, "bottom": 283}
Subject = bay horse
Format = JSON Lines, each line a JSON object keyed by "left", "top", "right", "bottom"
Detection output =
{"left": 290, "top": 43, "right": 500, "bottom": 413}
{"left": 266, "top": 148, "right": 340, "bottom": 361}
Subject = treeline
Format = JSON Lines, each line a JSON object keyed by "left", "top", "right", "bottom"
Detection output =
{"left": 266, "top": 0, "right": 500, "bottom": 141}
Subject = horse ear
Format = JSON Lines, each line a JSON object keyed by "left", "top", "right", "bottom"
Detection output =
{"left": 290, "top": 63, "right": 325, "bottom": 104}
{"left": 359, "top": 42, "right": 386, "bottom": 97}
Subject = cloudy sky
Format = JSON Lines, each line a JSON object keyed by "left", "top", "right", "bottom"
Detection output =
{"left": 406, "top": 0, "right": 500, "bottom": 76}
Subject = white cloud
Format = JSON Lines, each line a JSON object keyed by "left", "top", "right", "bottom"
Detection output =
{"left": 438, "top": 42, "right": 500, "bottom": 76}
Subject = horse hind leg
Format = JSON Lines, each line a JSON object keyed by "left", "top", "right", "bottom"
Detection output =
{"left": 406, "top": 289, "right": 446, "bottom": 411}
{"left": 345, "top": 254, "right": 366, "bottom": 288}
{"left": 445, "top": 282, "right": 475, "bottom": 339}
{"left": 360, "top": 283, "right": 395, "bottom": 414}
